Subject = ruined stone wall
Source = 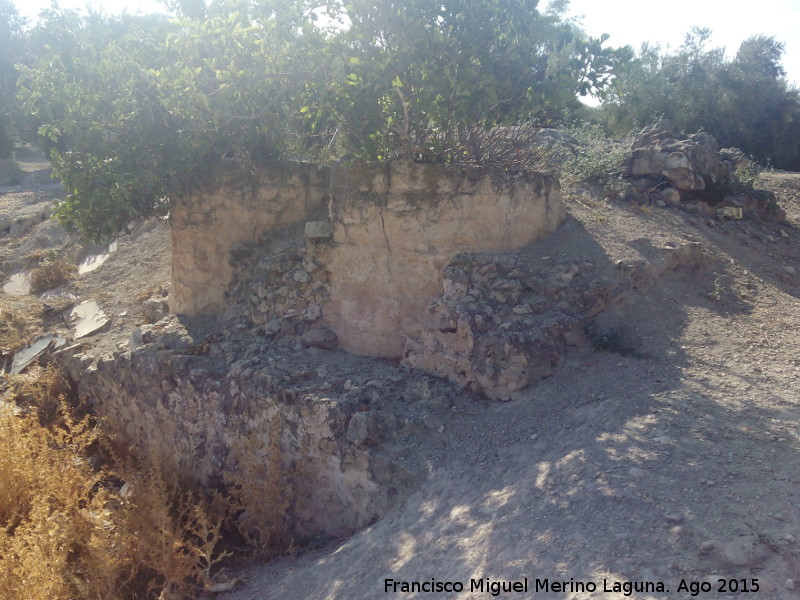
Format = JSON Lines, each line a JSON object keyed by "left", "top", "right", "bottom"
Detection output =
{"left": 169, "top": 160, "right": 564, "bottom": 358}
{"left": 169, "top": 162, "right": 329, "bottom": 315}
{"left": 326, "top": 161, "right": 563, "bottom": 357}
{"left": 64, "top": 333, "right": 419, "bottom": 537}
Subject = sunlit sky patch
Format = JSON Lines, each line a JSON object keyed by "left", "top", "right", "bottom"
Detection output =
{"left": 13, "top": 0, "right": 800, "bottom": 87}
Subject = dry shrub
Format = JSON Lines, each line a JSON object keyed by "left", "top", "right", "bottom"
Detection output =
{"left": 0, "top": 402, "right": 106, "bottom": 600}
{"left": 5, "top": 367, "right": 75, "bottom": 426}
{"left": 29, "top": 257, "right": 77, "bottom": 294}
{"left": 0, "top": 294, "right": 49, "bottom": 353}
{"left": 225, "top": 421, "right": 292, "bottom": 557}
{"left": 135, "top": 284, "right": 164, "bottom": 304}
{"left": 0, "top": 371, "right": 234, "bottom": 600}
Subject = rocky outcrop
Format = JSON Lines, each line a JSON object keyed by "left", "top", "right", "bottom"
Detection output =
{"left": 629, "top": 121, "right": 731, "bottom": 192}
{"left": 627, "top": 122, "right": 785, "bottom": 221}
{"left": 405, "top": 253, "right": 616, "bottom": 400}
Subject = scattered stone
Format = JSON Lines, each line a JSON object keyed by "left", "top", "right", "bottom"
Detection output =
{"left": 664, "top": 513, "right": 684, "bottom": 524}
{"left": 68, "top": 300, "right": 109, "bottom": 338}
{"left": 2, "top": 271, "right": 31, "bottom": 296}
{"left": 661, "top": 188, "right": 681, "bottom": 205}
{"left": 265, "top": 319, "right": 282, "bottom": 335}
{"left": 304, "top": 220, "right": 332, "bottom": 240}
{"left": 712, "top": 535, "right": 772, "bottom": 567}
{"left": 699, "top": 540, "right": 715, "bottom": 554}
{"left": 346, "top": 413, "right": 369, "bottom": 446}
{"left": 765, "top": 234, "right": 776, "bottom": 244}
{"left": 303, "top": 303, "right": 323, "bottom": 322}
{"left": 129, "top": 328, "right": 144, "bottom": 352}
{"left": 293, "top": 269, "right": 311, "bottom": 283}
{"left": 781, "top": 228, "right": 790, "bottom": 238}
{"left": 300, "top": 326, "right": 339, "bottom": 350}
{"left": 629, "top": 467, "right": 645, "bottom": 478}
{"left": 119, "top": 482, "right": 133, "bottom": 499}
{"left": 8, "top": 334, "right": 66, "bottom": 374}
{"left": 786, "top": 579, "right": 795, "bottom": 591}
{"left": 423, "top": 413, "right": 444, "bottom": 431}
{"left": 655, "top": 200, "right": 667, "bottom": 208}
{"left": 141, "top": 297, "right": 169, "bottom": 324}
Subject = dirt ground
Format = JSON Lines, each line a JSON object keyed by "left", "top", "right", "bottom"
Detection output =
{"left": 0, "top": 147, "right": 171, "bottom": 356}
{"left": 3, "top": 149, "right": 800, "bottom": 599}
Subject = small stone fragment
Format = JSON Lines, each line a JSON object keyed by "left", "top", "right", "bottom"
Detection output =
{"left": 664, "top": 513, "right": 684, "bottom": 524}
{"left": 304, "top": 220, "right": 332, "bottom": 239}
{"left": 629, "top": 467, "right": 645, "bottom": 478}
{"left": 292, "top": 269, "right": 310, "bottom": 283}
{"left": 265, "top": 319, "right": 282, "bottom": 335}
{"left": 303, "top": 302, "right": 323, "bottom": 321}
{"left": 69, "top": 300, "right": 109, "bottom": 338}
{"left": 786, "top": 579, "right": 795, "bottom": 591}
{"left": 300, "top": 326, "right": 339, "bottom": 350}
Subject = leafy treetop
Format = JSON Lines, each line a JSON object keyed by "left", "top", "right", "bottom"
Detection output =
{"left": 18, "top": 0, "right": 625, "bottom": 241}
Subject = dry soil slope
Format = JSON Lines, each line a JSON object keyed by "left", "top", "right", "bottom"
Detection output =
{"left": 221, "top": 177, "right": 800, "bottom": 600}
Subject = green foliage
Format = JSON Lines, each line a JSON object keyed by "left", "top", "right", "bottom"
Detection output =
{"left": 558, "top": 123, "right": 629, "bottom": 196}
{"left": 598, "top": 28, "right": 800, "bottom": 170}
{"left": 300, "top": 0, "right": 628, "bottom": 160}
{"left": 0, "top": 0, "right": 24, "bottom": 157}
{"left": 18, "top": 3, "right": 324, "bottom": 242}
{"left": 18, "top": 0, "right": 628, "bottom": 241}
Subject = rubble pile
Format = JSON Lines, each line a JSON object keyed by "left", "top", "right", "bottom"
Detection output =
{"left": 627, "top": 121, "right": 785, "bottom": 221}
{"left": 405, "top": 253, "right": 620, "bottom": 400}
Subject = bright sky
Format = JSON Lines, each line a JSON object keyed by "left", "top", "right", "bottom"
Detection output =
{"left": 566, "top": 0, "right": 800, "bottom": 87}
{"left": 13, "top": 0, "right": 800, "bottom": 87}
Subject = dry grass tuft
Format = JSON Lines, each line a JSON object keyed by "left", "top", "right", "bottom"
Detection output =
{"left": 29, "top": 257, "right": 77, "bottom": 294}
{"left": 0, "top": 295, "right": 45, "bottom": 353}
{"left": 5, "top": 367, "right": 76, "bottom": 426}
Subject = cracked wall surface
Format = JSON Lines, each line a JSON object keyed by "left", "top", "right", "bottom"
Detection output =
{"left": 169, "top": 160, "right": 564, "bottom": 359}
{"left": 326, "top": 161, "right": 564, "bottom": 357}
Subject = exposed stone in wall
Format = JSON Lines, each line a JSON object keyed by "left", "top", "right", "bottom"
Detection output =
{"left": 170, "top": 162, "right": 329, "bottom": 315}
{"left": 404, "top": 240, "right": 715, "bottom": 399}
{"left": 327, "top": 161, "right": 562, "bottom": 357}
{"left": 62, "top": 321, "right": 445, "bottom": 537}
{"left": 170, "top": 160, "right": 563, "bottom": 359}
{"left": 405, "top": 253, "right": 616, "bottom": 400}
